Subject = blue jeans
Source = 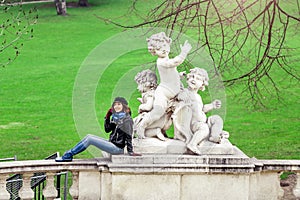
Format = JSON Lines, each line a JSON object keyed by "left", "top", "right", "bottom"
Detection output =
{"left": 72, "top": 134, "right": 124, "bottom": 155}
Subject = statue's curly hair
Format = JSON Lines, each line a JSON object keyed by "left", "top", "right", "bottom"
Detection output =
{"left": 147, "top": 32, "right": 172, "bottom": 44}
{"left": 134, "top": 69, "right": 158, "bottom": 89}
{"left": 146, "top": 32, "right": 172, "bottom": 52}
{"left": 188, "top": 68, "right": 209, "bottom": 86}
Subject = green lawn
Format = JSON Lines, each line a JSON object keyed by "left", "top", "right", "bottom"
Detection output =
{"left": 0, "top": 0, "right": 299, "bottom": 160}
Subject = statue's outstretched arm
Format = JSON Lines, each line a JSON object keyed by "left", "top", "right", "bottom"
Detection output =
{"left": 203, "top": 100, "right": 221, "bottom": 113}
{"left": 167, "top": 40, "right": 192, "bottom": 67}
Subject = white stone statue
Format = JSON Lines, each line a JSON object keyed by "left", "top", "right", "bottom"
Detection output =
{"left": 136, "top": 32, "right": 192, "bottom": 138}
{"left": 132, "top": 33, "right": 231, "bottom": 155}
{"left": 174, "top": 67, "right": 229, "bottom": 155}
{"left": 133, "top": 69, "right": 172, "bottom": 141}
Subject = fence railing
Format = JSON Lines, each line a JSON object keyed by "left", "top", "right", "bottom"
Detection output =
{"left": 6, "top": 171, "right": 69, "bottom": 200}
{"left": 0, "top": 156, "right": 299, "bottom": 200}
{"left": 3, "top": 153, "right": 70, "bottom": 200}
{"left": 0, "top": 159, "right": 103, "bottom": 200}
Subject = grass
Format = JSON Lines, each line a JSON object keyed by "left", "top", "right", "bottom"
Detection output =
{"left": 0, "top": 0, "right": 299, "bottom": 161}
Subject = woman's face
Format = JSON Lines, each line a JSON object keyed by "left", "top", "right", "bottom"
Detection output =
{"left": 113, "top": 102, "right": 123, "bottom": 112}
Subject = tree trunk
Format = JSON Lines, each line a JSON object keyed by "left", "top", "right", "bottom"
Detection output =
{"left": 54, "top": 0, "right": 67, "bottom": 15}
{"left": 78, "top": 0, "right": 88, "bottom": 7}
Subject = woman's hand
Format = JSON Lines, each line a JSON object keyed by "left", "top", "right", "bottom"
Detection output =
{"left": 129, "top": 152, "right": 142, "bottom": 156}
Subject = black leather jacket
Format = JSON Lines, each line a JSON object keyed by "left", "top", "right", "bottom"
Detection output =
{"left": 104, "top": 113, "right": 133, "bottom": 154}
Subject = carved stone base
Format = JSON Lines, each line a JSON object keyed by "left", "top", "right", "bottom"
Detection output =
{"left": 133, "top": 138, "right": 186, "bottom": 154}
{"left": 197, "top": 139, "right": 234, "bottom": 155}
{"left": 133, "top": 138, "right": 235, "bottom": 155}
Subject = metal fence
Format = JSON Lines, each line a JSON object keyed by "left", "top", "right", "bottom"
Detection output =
{"left": 3, "top": 153, "right": 70, "bottom": 200}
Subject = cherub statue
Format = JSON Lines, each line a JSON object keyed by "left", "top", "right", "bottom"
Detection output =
{"left": 174, "top": 67, "right": 229, "bottom": 155}
{"left": 136, "top": 32, "right": 192, "bottom": 138}
{"left": 133, "top": 69, "right": 171, "bottom": 141}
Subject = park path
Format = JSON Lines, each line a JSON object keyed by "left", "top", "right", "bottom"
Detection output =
{"left": 0, "top": 0, "right": 53, "bottom": 6}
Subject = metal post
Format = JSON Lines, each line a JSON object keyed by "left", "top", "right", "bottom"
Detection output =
{"left": 64, "top": 172, "right": 68, "bottom": 200}
{"left": 56, "top": 174, "right": 61, "bottom": 198}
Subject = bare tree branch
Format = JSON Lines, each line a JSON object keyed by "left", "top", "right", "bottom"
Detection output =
{"left": 1, "top": 1, "right": 38, "bottom": 67}
{"left": 98, "top": 0, "right": 300, "bottom": 105}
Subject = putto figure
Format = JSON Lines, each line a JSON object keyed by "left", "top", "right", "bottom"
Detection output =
{"left": 175, "top": 67, "right": 229, "bottom": 154}
{"left": 135, "top": 69, "right": 157, "bottom": 114}
{"left": 134, "top": 69, "right": 172, "bottom": 141}
{"left": 136, "top": 32, "right": 192, "bottom": 138}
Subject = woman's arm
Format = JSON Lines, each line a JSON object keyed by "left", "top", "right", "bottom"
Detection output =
{"left": 123, "top": 119, "right": 134, "bottom": 154}
{"left": 104, "top": 118, "right": 116, "bottom": 133}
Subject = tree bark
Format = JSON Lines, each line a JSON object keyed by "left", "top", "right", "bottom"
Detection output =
{"left": 55, "top": 0, "right": 67, "bottom": 15}
{"left": 78, "top": 0, "right": 89, "bottom": 7}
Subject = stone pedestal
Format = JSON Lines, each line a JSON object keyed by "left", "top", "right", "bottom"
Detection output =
{"left": 110, "top": 146, "right": 252, "bottom": 173}
{"left": 133, "top": 138, "right": 235, "bottom": 155}
{"left": 106, "top": 151, "right": 283, "bottom": 200}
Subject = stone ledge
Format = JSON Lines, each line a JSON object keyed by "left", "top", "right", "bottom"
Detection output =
{"left": 259, "top": 159, "right": 300, "bottom": 171}
{"left": 107, "top": 163, "right": 256, "bottom": 174}
{"left": 0, "top": 159, "right": 107, "bottom": 174}
{"left": 1, "top": 157, "right": 299, "bottom": 175}
{"left": 109, "top": 153, "right": 256, "bottom": 173}
{"left": 111, "top": 154, "right": 251, "bottom": 165}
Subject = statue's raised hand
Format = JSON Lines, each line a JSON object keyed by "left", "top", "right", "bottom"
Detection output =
{"left": 212, "top": 100, "right": 222, "bottom": 109}
{"left": 180, "top": 40, "right": 192, "bottom": 56}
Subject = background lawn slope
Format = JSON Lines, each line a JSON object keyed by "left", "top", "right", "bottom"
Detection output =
{"left": 0, "top": 0, "right": 299, "bottom": 160}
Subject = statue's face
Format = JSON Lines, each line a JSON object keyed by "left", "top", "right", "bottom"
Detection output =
{"left": 137, "top": 83, "right": 149, "bottom": 93}
{"left": 187, "top": 73, "right": 207, "bottom": 91}
{"left": 155, "top": 49, "right": 169, "bottom": 58}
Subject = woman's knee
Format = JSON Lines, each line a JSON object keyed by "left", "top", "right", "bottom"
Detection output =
{"left": 82, "top": 134, "right": 96, "bottom": 144}
{"left": 111, "top": 148, "right": 124, "bottom": 155}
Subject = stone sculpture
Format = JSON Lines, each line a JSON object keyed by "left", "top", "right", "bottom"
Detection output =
{"left": 174, "top": 67, "right": 229, "bottom": 154}
{"left": 135, "top": 32, "right": 192, "bottom": 139}
{"left": 134, "top": 32, "right": 230, "bottom": 155}
{"left": 133, "top": 69, "right": 172, "bottom": 141}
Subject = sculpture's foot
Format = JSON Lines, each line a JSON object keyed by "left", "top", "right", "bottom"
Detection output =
{"left": 136, "top": 126, "right": 146, "bottom": 139}
{"left": 221, "top": 131, "right": 230, "bottom": 139}
{"left": 209, "top": 136, "right": 221, "bottom": 144}
{"left": 156, "top": 132, "right": 167, "bottom": 141}
{"left": 185, "top": 148, "right": 199, "bottom": 155}
{"left": 186, "top": 143, "right": 201, "bottom": 155}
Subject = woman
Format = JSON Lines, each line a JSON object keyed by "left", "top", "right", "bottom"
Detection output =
{"left": 55, "top": 97, "right": 141, "bottom": 162}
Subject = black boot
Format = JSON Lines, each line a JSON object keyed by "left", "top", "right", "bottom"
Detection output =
{"left": 55, "top": 141, "right": 87, "bottom": 162}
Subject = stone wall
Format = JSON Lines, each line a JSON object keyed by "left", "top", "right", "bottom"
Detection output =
{"left": 0, "top": 154, "right": 300, "bottom": 200}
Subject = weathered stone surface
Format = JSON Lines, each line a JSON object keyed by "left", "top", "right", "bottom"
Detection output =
{"left": 109, "top": 151, "right": 256, "bottom": 174}
{"left": 111, "top": 174, "right": 181, "bottom": 200}
{"left": 249, "top": 172, "right": 283, "bottom": 200}
{"left": 78, "top": 171, "right": 101, "bottom": 200}
{"left": 0, "top": 158, "right": 299, "bottom": 199}
{"left": 133, "top": 138, "right": 170, "bottom": 154}
{"left": 181, "top": 174, "right": 250, "bottom": 200}
{"left": 133, "top": 137, "right": 235, "bottom": 155}
{"left": 112, "top": 153, "right": 250, "bottom": 165}
{"left": 198, "top": 139, "right": 234, "bottom": 154}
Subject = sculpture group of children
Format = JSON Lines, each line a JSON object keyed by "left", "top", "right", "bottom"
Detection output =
{"left": 56, "top": 32, "right": 228, "bottom": 162}
{"left": 134, "top": 32, "right": 228, "bottom": 155}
